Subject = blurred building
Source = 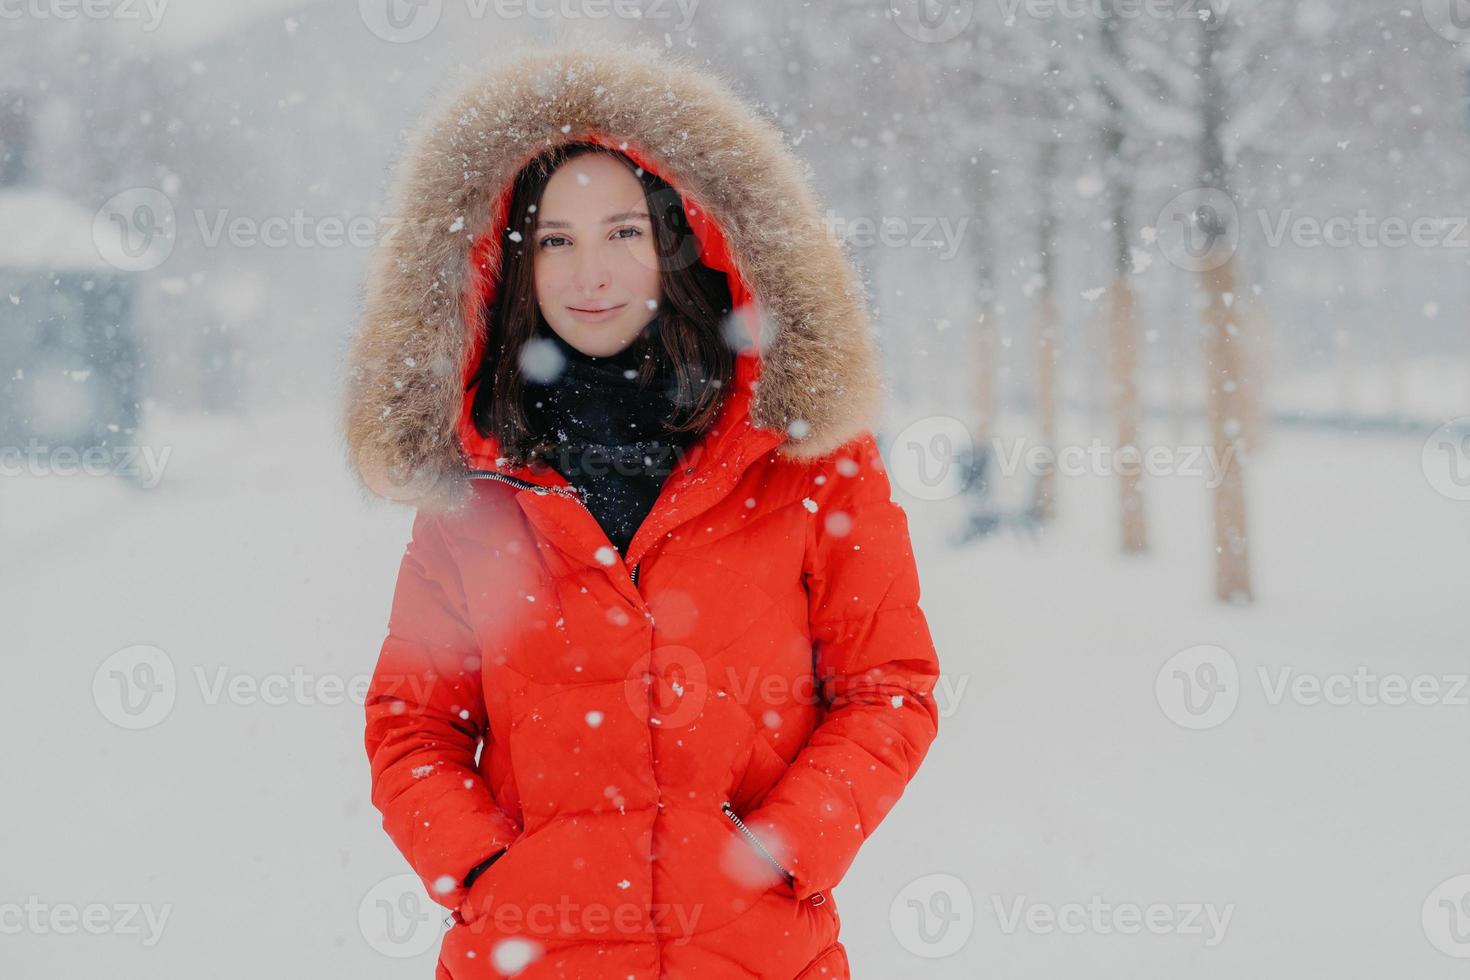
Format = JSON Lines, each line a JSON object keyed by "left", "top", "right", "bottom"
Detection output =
{"left": 0, "top": 96, "right": 143, "bottom": 449}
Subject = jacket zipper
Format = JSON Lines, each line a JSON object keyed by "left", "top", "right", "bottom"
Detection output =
{"left": 721, "top": 801, "right": 796, "bottom": 887}
{"left": 469, "top": 469, "right": 640, "bottom": 588}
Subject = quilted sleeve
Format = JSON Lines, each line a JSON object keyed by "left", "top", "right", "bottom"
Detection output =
{"left": 741, "top": 431, "right": 942, "bottom": 901}
{"left": 363, "top": 510, "right": 521, "bottom": 911}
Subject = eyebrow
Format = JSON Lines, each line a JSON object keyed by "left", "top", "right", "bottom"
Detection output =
{"left": 535, "top": 210, "right": 651, "bottom": 230}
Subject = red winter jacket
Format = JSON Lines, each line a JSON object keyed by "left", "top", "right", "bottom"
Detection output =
{"left": 344, "top": 43, "right": 941, "bottom": 980}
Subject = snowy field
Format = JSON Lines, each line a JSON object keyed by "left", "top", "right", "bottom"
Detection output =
{"left": 3, "top": 399, "right": 1466, "bottom": 978}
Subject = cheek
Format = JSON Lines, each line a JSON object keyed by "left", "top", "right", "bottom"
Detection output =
{"left": 532, "top": 254, "right": 559, "bottom": 300}
{"left": 616, "top": 240, "right": 662, "bottom": 296}
{"left": 532, "top": 252, "right": 570, "bottom": 307}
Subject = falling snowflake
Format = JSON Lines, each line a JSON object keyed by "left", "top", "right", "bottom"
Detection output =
{"left": 492, "top": 937, "right": 543, "bottom": 975}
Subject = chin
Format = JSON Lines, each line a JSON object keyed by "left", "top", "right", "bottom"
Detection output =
{"left": 560, "top": 320, "right": 645, "bottom": 357}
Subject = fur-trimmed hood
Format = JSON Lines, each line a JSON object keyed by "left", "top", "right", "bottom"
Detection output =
{"left": 341, "top": 41, "right": 882, "bottom": 510}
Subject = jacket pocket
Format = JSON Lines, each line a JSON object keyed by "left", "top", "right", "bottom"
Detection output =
{"left": 458, "top": 843, "right": 513, "bottom": 928}
{"left": 720, "top": 801, "right": 794, "bottom": 886}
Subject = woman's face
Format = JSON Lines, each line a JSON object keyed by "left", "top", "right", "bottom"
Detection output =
{"left": 533, "top": 152, "right": 662, "bottom": 357}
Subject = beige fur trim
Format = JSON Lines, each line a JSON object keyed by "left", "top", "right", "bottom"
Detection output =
{"left": 341, "top": 40, "right": 882, "bottom": 508}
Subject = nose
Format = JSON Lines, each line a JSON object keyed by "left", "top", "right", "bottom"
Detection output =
{"left": 571, "top": 244, "right": 611, "bottom": 296}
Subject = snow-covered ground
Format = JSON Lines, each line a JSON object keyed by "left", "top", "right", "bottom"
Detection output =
{"left": 3, "top": 401, "right": 1466, "bottom": 977}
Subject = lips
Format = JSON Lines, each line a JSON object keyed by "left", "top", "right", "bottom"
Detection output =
{"left": 565, "top": 303, "right": 629, "bottom": 324}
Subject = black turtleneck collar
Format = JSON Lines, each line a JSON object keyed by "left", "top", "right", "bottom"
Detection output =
{"left": 523, "top": 314, "right": 703, "bottom": 556}
{"left": 525, "top": 314, "right": 686, "bottom": 449}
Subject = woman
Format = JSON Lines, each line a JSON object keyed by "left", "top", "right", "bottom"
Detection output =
{"left": 344, "top": 44, "right": 942, "bottom": 980}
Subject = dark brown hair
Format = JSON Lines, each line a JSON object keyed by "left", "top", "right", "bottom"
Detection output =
{"left": 468, "top": 141, "right": 737, "bottom": 466}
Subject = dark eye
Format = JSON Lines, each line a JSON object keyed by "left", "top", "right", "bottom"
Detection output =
{"left": 538, "top": 234, "right": 569, "bottom": 249}
{"left": 612, "top": 226, "right": 643, "bottom": 240}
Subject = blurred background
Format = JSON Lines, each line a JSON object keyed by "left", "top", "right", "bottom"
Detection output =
{"left": 3, "top": 1, "right": 1469, "bottom": 977}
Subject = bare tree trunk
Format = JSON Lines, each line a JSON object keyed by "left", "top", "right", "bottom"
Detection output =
{"left": 1101, "top": 111, "right": 1147, "bottom": 553}
{"left": 1035, "top": 295, "right": 1060, "bottom": 522}
{"left": 1170, "top": 279, "right": 1192, "bottom": 449}
{"left": 1033, "top": 134, "right": 1061, "bottom": 523}
{"left": 1199, "top": 14, "right": 1253, "bottom": 604}
{"left": 1236, "top": 245, "right": 1271, "bottom": 453}
{"left": 1203, "top": 258, "right": 1251, "bottom": 602}
{"left": 1109, "top": 278, "right": 1147, "bottom": 553}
